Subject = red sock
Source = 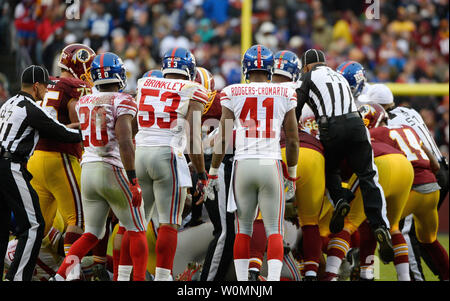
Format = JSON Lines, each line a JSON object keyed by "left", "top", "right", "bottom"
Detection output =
{"left": 57, "top": 232, "right": 99, "bottom": 278}
{"left": 421, "top": 240, "right": 449, "bottom": 280}
{"left": 119, "top": 231, "right": 133, "bottom": 266}
{"left": 351, "top": 230, "right": 360, "bottom": 249}
{"left": 301, "top": 225, "right": 321, "bottom": 274}
{"left": 155, "top": 225, "right": 178, "bottom": 270}
{"left": 233, "top": 233, "right": 251, "bottom": 259}
{"left": 327, "top": 231, "right": 351, "bottom": 260}
{"left": 92, "top": 222, "right": 110, "bottom": 265}
{"left": 359, "top": 221, "right": 377, "bottom": 268}
{"left": 113, "top": 226, "right": 125, "bottom": 281}
{"left": 249, "top": 220, "right": 267, "bottom": 271}
{"left": 128, "top": 231, "right": 148, "bottom": 281}
{"left": 63, "top": 232, "right": 82, "bottom": 256}
{"left": 391, "top": 233, "right": 409, "bottom": 265}
{"left": 267, "top": 234, "right": 284, "bottom": 261}
{"left": 321, "top": 236, "right": 330, "bottom": 254}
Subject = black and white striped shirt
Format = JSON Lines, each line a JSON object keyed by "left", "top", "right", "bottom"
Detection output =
{"left": 296, "top": 64, "right": 357, "bottom": 119}
{"left": 0, "top": 91, "right": 81, "bottom": 161}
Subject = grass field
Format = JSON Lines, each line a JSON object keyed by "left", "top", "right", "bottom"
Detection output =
{"left": 377, "top": 233, "right": 449, "bottom": 281}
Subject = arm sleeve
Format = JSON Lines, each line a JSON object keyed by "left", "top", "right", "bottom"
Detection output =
{"left": 191, "top": 85, "right": 208, "bottom": 106}
{"left": 287, "top": 88, "right": 298, "bottom": 112}
{"left": 295, "top": 73, "right": 310, "bottom": 120}
{"left": 219, "top": 89, "right": 233, "bottom": 111}
{"left": 116, "top": 94, "right": 138, "bottom": 118}
{"left": 25, "top": 101, "right": 82, "bottom": 143}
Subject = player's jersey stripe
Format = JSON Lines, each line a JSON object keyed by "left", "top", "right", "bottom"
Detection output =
{"left": 113, "top": 166, "right": 145, "bottom": 231}
{"left": 61, "top": 153, "right": 83, "bottom": 228}
{"left": 276, "top": 160, "right": 284, "bottom": 234}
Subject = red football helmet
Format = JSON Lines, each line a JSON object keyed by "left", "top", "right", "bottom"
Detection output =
{"left": 358, "top": 103, "right": 388, "bottom": 129}
{"left": 194, "top": 67, "right": 216, "bottom": 115}
{"left": 58, "top": 44, "right": 96, "bottom": 86}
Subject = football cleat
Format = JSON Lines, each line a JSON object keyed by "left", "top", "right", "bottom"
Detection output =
{"left": 329, "top": 198, "right": 351, "bottom": 234}
{"left": 374, "top": 226, "right": 395, "bottom": 264}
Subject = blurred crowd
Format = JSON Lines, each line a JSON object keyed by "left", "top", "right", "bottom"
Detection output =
{"left": 0, "top": 0, "right": 448, "bottom": 156}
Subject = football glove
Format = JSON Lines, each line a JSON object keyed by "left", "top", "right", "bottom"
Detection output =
{"left": 195, "top": 172, "right": 209, "bottom": 201}
{"left": 205, "top": 168, "right": 220, "bottom": 201}
{"left": 127, "top": 171, "right": 142, "bottom": 207}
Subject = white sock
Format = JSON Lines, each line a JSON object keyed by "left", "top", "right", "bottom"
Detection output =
{"left": 360, "top": 265, "right": 374, "bottom": 280}
{"left": 117, "top": 265, "right": 133, "bottom": 281}
{"left": 234, "top": 259, "right": 249, "bottom": 281}
{"left": 155, "top": 267, "right": 172, "bottom": 281}
{"left": 396, "top": 263, "right": 411, "bottom": 281}
{"left": 267, "top": 259, "right": 283, "bottom": 281}
{"left": 305, "top": 270, "right": 317, "bottom": 277}
{"left": 325, "top": 255, "right": 342, "bottom": 274}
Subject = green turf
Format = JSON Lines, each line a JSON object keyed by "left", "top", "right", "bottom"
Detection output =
{"left": 377, "top": 233, "right": 449, "bottom": 281}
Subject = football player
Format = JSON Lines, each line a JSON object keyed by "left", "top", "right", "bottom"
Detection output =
{"left": 324, "top": 104, "right": 415, "bottom": 281}
{"left": 53, "top": 52, "right": 148, "bottom": 281}
{"left": 272, "top": 50, "right": 324, "bottom": 281}
{"left": 27, "top": 44, "right": 95, "bottom": 258}
{"left": 359, "top": 83, "right": 449, "bottom": 280}
{"left": 336, "top": 61, "right": 368, "bottom": 107}
{"left": 134, "top": 47, "right": 208, "bottom": 281}
{"left": 368, "top": 109, "right": 449, "bottom": 281}
{"left": 206, "top": 45, "right": 299, "bottom": 281}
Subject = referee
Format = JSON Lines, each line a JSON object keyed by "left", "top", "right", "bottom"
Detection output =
{"left": 0, "top": 65, "right": 82, "bottom": 281}
{"left": 296, "top": 49, "right": 394, "bottom": 263}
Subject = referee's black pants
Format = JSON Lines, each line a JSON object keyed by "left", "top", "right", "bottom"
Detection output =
{"left": 200, "top": 154, "right": 235, "bottom": 281}
{"left": 0, "top": 159, "right": 45, "bottom": 281}
{"left": 319, "top": 114, "right": 389, "bottom": 230}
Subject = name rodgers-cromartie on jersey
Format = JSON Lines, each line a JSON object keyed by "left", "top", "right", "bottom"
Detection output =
{"left": 230, "top": 85, "right": 289, "bottom": 97}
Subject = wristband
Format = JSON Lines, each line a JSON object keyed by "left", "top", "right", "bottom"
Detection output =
{"left": 209, "top": 167, "right": 219, "bottom": 176}
{"left": 288, "top": 165, "right": 297, "bottom": 179}
{"left": 126, "top": 170, "right": 137, "bottom": 183}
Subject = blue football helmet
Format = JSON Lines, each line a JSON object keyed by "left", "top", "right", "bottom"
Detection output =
{"left": 142, "top": 69, "right": 163, "bottom": 78}
{"left": 242, "top": 45, "right": 274, "bottom": 81}
{"left": 91, "top": 52, "right": 127, "bottom": 91}
{"left": 162, "top": 47, "right": 196, "bottom": 80}
{"left": 273, "top": 50, "right": 301, "bottom": 82}
{"left": 336, "top": 61, "right": 366, "bottom": 98}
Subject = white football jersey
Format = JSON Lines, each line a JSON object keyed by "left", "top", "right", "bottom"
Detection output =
{"left": 134, "top": 77, "right": 208, "bottom": 150}
{"left": 76, "top": 92, "right": 138, "bottom": 168}
{"left": 220, "top": 82, "right": 297, "bottom": 160}
{"left": 388, "top": 106, "right": 443, "bottom": 161}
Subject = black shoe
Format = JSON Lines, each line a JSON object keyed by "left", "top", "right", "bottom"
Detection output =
{"left": 346, "top": 248, "right": 360, "bottom": 281}
{"left": 329, "top": 199, "right": 350, "bottom": 234}
{"left": 303, "top": 275, "right": 318, "bottom": 281}
{"left": 374, "top": 226, "right": 394, "bottom": 264}
{"left": 359, "top": 277, "right": 374, "bottom": 281}
{"left": 248, "top": 270, "right": 260, "bottom": 281}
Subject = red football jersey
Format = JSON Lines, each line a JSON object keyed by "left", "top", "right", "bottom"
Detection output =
{"left": 370, "top": 125, "right": 436, "bottom": 185}
{"left": 371, "top": 140, "right": 404, "bottom": 157}
{"left": 35, "top": 76, "right": 92, "bottom": 159}
{"left": 280, "top": 127, "right": 324, "bottom": 155}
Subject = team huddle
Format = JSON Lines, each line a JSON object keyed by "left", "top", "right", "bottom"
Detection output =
{"left": 2, "top": 42, "right": 449, "bottom": 282}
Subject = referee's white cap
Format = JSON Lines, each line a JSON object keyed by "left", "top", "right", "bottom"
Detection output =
{"left": 358, "top": 83, "right": 393, "bottom": 105}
